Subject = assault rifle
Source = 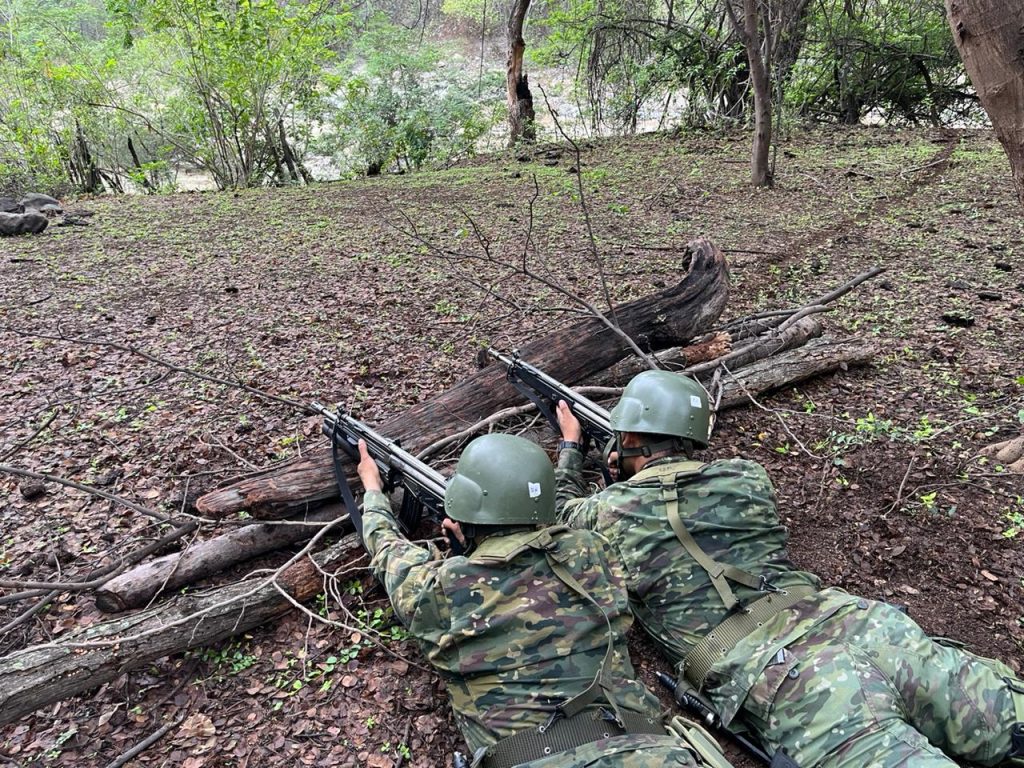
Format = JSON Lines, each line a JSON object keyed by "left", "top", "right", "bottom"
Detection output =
{"left": 486, "top": 349, "right": 614, "bottom": 480}
{"left": 656, "top": 672, "right": 800, "bottom": 768}
{"left": 311, "top": 403, "right": 451, "bottom": 546}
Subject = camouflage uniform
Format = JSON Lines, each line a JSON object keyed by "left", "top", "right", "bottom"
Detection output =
{"left": 556, "top": 451, "right": 1024, "bottom": 768}
{"left": 361, "top": 490, "right": 730, "bottom": 767}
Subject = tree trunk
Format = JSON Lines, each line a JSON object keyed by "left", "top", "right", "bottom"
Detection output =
{"left": 196, "top": 239, "right": 730, "bottom": 518}
{"left": 726, "top": 0, "right": 773, "bottom": 186}
{"left": 506, "top": 0, "right": 536, "bottom": 146}
{"left": 94, "top": 505, "right": 345, "bottom": 613}
{"left": 0, "top": 534, "right": 361, "bottom": 727}
{"left": 945, "top": 0, "right": 1024, "bottom": 207}
{"left": 745, "top": 0, "right": 773, "bottom": 187}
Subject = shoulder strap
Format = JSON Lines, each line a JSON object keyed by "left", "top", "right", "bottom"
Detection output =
{"left": 628, "top": 460, "right": 706, "bottom": 487}
{"left": 467, "top": 526, "right": 571, "bottom": 565}
{"left": 646, "top": 467, "right": 764, "bottom": 612}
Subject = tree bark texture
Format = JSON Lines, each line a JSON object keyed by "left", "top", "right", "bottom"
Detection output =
{"left": 94, "top": 505, "right": 346, "bottom": 613}
{"left": 945, "top": 0, "right": 1024, "bottom": 207}
{"left": 197, "top": 239, "right": 730, "bottom": 518}
{"left": 506, "top": 0, "right": 536, "bottom": 146}
{"left": 0, "top": 534, "right": 361, "bottom": 727}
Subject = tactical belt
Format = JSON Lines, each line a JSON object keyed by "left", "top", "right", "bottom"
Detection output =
{"left": 480, "top": 709, "right": 664, "bottom": 768}
{"left": 683, "top": 585, "right": 818, "bottom": 689}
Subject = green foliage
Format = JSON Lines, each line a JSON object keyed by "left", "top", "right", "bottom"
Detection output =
{"left": 329, "top": 16, "right": 501, "bottom": 176}
{"left": 532, "top": 0, "right": 748, "bottom": 131}
{"left": 787, "top": 0, "right": 971, "bottom": 125}
{"left": 121, "top": 0, "right": 349, "bottom": 188}
{"left": 0, "top": 0, "right": 118, "bottom": 194}
{"left": 440, "top": 0, "right": 500, "bottom": 33}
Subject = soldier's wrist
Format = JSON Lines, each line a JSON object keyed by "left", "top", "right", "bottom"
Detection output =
{"left": 558, "top": 439, "right": 584, "bottom": 453}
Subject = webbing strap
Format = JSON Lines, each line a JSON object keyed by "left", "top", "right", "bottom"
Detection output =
{"left": 684, "top": 585, "right": 818, "bottom": 689}
{"left": 647, "top": 464, "right": 763, "bottom": 612}
{"left": 545, "top": 553, "right": 624, "bottom": 726}
{"left": 480, "top": 709, "right": 663, "bottom": 768}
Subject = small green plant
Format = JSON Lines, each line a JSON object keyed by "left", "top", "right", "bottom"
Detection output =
{"left": 433, "top": 299, "right": 458, "bottom": 316}
{"left": 191, "top": 639, "right": 258, "bottom": 677}
{"left": 1001, "top": 499, "right": 1024, "bottom": 538}
{"left": 919, "top": 491, "right": 938, "bottom": 512}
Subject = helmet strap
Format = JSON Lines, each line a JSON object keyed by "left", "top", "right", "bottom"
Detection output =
{"left": 616, "top": 437, "right": 690, "bottom": 480}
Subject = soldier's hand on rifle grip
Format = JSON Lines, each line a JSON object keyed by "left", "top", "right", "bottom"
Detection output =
{"left": 556, "top": 400, "right": 583, "bottom": 443}
{"left": 356, "top": 440, "right": 383, "bottom": 493}
{"left": 606, "top": 450, "right": 620, "bottom": 483}
{"left": 441, "top": 518, "right": 467, "bottom": 551}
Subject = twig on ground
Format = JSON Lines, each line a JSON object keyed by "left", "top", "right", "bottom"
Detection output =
{"left": 885, "top": 455, "right": 918, "bottom": 515}
{"left": 0, "top": 463, "right": 204, "bottom": 527}
{"left": 0, "top": 520, "right": 198, "bottom": 593}
{"left": 720, "top": 363, "right": 824, "bottom": 460}
{"left": 0, "top": 589, "right": 60, "bottom": 637}
{"left": 0, "top": 409, "right": 58, "bottom": 462}
{"left": 4, "top": 327, "right": 310, "bottom": 414}
{"left": 103, "top": 716, "right": 182, "bottom": 768}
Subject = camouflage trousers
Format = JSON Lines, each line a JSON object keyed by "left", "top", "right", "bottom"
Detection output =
{"left": 740, "top": 597, "right": 1024, "bottom": 768}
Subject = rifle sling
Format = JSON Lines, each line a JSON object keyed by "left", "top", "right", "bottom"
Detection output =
{"left": 329, "top": 421, "right": 362, "bottom": 539}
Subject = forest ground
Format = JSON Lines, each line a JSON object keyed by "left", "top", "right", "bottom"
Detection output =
{"left": 0, "top": 126, "right": 1022, "bottom": 768}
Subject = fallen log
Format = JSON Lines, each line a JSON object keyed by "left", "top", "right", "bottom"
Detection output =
{"left": 94, "top": 504, "right": 346, "bottom": 613}
{"left": 111, "top": 321, "right": 841, "bottom": 607}
{"left": 197, "top": 238, "right": 729, "bottom": 518}
{"left": 587, "top": 331, "right": 733, "bottom": 388}
{"left": 714, "top": 335, "right": 879, "bottom": 410}
{"left": 0, "top": 532, "right": 361, "bottom": 727}
{"left": 577, "top": 335, "right": 879, "bottom": 410}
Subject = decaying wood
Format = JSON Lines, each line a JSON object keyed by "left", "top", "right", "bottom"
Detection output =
{"left": 0, "top": 533, "right": 360, "bottom": 727}
{"left": 587, "top": 332, "right": 733, "bottom": 387}
{"left": 94, "top": 504, "right": 346, "bottom": 613}
{"left": 197, "top": 238, "right": 730, "bottom": 519}
{"left": 722, "top": 266, "right": 885, "bottom": 342}
{"left": 715, "top": 336, "right": 879, "bottom": 410}
{"left": 978, "top": 435, "right": 1024, "bottom": 473}
{"left": 685, "top": 314, "right": 824, "bottom": 377}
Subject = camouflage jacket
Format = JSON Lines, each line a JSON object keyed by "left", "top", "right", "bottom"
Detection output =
{"left": 555, "top": 451, "right": 858, "bottom": 725}
{"left": 361, "top": 490, "right": 666, "bottom": 754}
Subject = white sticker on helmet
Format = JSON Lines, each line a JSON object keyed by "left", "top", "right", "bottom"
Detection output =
{"left": 690, "top": 395, "right": 703, "bottom": 408}
{"left": 528, "top": 482, "right": 542, "bottom": 498}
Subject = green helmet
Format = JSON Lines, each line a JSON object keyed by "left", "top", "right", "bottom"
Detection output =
{"left": 444, "top": 434, "right": 555, "bottom": 525}
{"left": 609, "top": 370, "right": 711, "bottom": 448}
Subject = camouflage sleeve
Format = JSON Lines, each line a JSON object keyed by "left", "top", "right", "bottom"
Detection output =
{"left": 554, "top": 448, "right": 600, "bottom": 529}
{"left": 361, "top": 491, "right": 451, "bottom": 644}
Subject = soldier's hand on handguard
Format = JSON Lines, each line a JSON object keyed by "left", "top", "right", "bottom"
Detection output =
{"left": 556, "top": 400, "right": 583, "bottom": 442}
{"left": 356, "top": 440, "right": 383, "bottom": 493}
